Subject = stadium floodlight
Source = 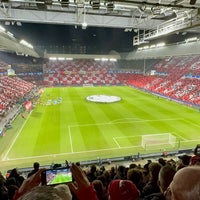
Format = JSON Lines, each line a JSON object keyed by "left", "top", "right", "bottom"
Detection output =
{"left": 90, "top": 0, "right": 100, "bottom": 10}
{"left": 94, "top": 58, "right": 101, "bottom": 61}
{"left": 150, "top": 44, "right": 156, "bottom": 48}
{"left": 65, "top": 58, "right": 73, "bottom": 60}
{"left": 20, "top": 39, "right": 34, "bottom": 49}
{"left": 82, "top": 22, "right": 87, "bottom": 29}
{"left": 156, "top": 42, "right": 165, "bottom": 47}
{"left": 58, "top": 57, "right": 65, "bottom": 60}
{"left": 45, "top": 0, "right": 53, "bottom": 6}
{"left": 185, "top": 37, "right": 198, "bottom": 43}
{"left": 143, "top": 45, "right": 149, "bottom": 49}
{"left": 0, "top": 25, "right": 6, "bottom": 32}
{"left": 49, "top": 57, "right": 57, "bottom": 60}
{"left": 16, "top": 22, "right": 22, "bottom": 26}
{"left": 107, "top": 2, "right": 114, "bottom": 12}
{"left": 109, "top": 58, "right": 117, "bottom": 62}
{"left": 7, "top": 31, "right": 14, "bottom": 38}
{"left": 60, "top": 0, "right": 70, "bottom": 7}
{"left": 101, "top": 58, "right": 109, "bottom": 61}
{"left": 82, "top": 7, "right": 87, "bottom": 29}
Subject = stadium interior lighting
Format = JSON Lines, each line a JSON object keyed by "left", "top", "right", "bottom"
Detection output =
{"left": 5, "top": 21, "right": 10, "bottom": 26}
{"left": 82, "top": 7, "right": 88, "bottom": 29}
{"left": 49, "top": 57, "right": 57, "bottom": 60}
{"left": 60, "top": 0, "right": 70, "bottom": 7}
{"left": 151, "top": 6, "right": 161, "bottom": 15}
{"left": 107, "top": 2, "right": 114, "bottom": 12}
{"left": 185, "top": 37, "right": 198, "bottom": 43}
{"left": 7, "top": 31, "right": 14, "bottom": 38}
{"left": 150, "top": 44, "right": 156, "bottom": 48}
{"left": 109, "top": 58, "right": 117, "bottom": 62}
{"left": 82, "top": 22, "right": 87, "bottom": 29}
{"left": 19, "top": 39, "right": 34, "bottom": 49}
{"left": 101, "top": 58, "right": 109, "bottom": 61}
{"left": 124, "top": 28, "right": 132, "bottom": 32}
{"left": 65, "top": 58, "right": 73, "bottom": 60}
{"left": 156, "top": 42, "right": 165, "bottom": 47}
{"left": 58, "top": 57, "right": 65, "bottom": 60}
{"left": 90, "top": 0, "right": 100, "bottom": 10}
{"left": 143, "top": 45, "right": 149, "bottom": 49}
{"left": 138, "top": 47, "right": 143, "bottom": 50}
{"left": 0, "top": 25, "right": 6, "bottom": 32}
{"left": 94, "top": 58, "right": 101, "bottom": 61}
{"left": 45, "top": 0, "right": 53, "bottom": 6}
{"left": 16, "top": 22, "right": 22, "bottom": 26}
{"left": 5, "top": 21, "right": 22, "bottom": 26}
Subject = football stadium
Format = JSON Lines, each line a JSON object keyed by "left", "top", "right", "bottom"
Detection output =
{"left": 0, "top": 0, "right": 200, "bottom": 199}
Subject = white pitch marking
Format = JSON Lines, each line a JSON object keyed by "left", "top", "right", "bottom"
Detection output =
{"left": 113, "top": 137, "right": 121, "bottom": 148}
{"left": 69, "top": 118, "right": 183, "bottom": 128}
{"left": 2, "top": 145, "right": 142, "bottom": 162}
{"left": 172, "top": 132, "right": 188, "bottom": 141}
{"left": 68, "top": 126, "right": 74, "bottom": 153}
{"left": 2, "top": 113, "right": 31, "bottom": 161}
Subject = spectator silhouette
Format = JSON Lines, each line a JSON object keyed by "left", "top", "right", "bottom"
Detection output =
{"left": 142, "top": 162, "right": 162, "bottom": 197}
{"left": 113, "top": 165, "right": 126, "bottom": 180}
{"left": 144, "top": 164, "right": 176, "bottom": 200}
{"left": 0, "top": 174, "right": 8, "bottom": 200}
{"left": 127, "top": 168, "right": 145, "bottom": 194}
{"left": 92, "top": 179, "right": 108, "bottom": 200}
{"left": 87, "top": 165, "right": 98, "bottom": 182}
{"left": 6, "top": 168, "right": 24, "bottom": 188}
{"left": 27, "top": 162, "right": 40, "bottom": 178}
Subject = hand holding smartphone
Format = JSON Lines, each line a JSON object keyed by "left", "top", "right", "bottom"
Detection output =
{"left": 41, "top": 167, "right": 72, "bottom": 185}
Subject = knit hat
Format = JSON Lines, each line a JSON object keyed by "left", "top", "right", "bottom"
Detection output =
{"left": 108, "top": 180, "right": 140, "bottom": 200}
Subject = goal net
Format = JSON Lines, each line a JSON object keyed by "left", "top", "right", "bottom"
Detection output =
{"left": 141, "top": 133, "right": 176, "bottom": 150}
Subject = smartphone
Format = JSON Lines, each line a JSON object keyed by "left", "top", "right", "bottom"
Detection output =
{"left": 41, "top": 167, "right": 72, "bottom": 185}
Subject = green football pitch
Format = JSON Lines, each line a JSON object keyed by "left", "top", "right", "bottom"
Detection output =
{"left": 0, "top": 86, "right": 200, "bottom": 171}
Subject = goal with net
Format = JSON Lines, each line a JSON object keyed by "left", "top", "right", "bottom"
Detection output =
{"left": 141, "top": 133, "right": 176, "bottom": 150}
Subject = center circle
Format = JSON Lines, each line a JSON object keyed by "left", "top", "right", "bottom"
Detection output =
{"left": 86, "top": 95, "right": 121, "bottom": 103}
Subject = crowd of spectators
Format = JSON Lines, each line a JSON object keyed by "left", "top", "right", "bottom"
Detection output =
{"left": 43, "top": 59, "right": 120, "bottom": 86}
{"left": 0, "top": 144, "right": 200, "bottom": 200}
{"left": 1, "top": 54, "right": 200, "bottom": 120}
{"left": 0, "top": 76, "right": 35, "bottom": 117}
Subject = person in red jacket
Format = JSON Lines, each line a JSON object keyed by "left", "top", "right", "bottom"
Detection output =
{"left": 69, "top": 163, "right": 99, "bottom": 200}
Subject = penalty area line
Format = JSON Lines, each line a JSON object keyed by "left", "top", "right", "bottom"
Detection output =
{"left": 4, "top": 145, "right": 142, "bottom": 162}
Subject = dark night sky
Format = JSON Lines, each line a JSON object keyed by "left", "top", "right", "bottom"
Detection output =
{"left": 4, "top": 23, "right": 135, "bottom": 54}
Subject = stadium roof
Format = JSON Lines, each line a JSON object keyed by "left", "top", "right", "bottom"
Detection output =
{"left": 0, "top": 0, "right": 200, "bottom": 57}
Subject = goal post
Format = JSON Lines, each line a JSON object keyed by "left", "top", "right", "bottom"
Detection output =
{"left": 141, "top": 133, "right": 176, "bottom": 150}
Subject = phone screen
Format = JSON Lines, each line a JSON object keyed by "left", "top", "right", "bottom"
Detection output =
{"left": 42, "top": 168, "right": 72, "bottom": 185}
